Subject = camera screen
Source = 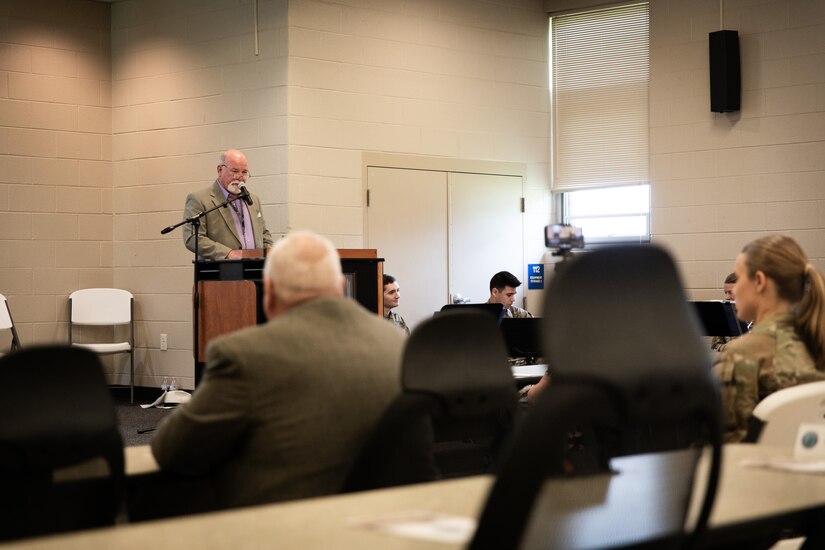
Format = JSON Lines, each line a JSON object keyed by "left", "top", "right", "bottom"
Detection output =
{"left": 545, "top": 224, "right": 584, "bottom": 249}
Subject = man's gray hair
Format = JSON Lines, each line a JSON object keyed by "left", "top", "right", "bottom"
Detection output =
{"left": 264, "top": 231, "right": 343, "bottom": 304}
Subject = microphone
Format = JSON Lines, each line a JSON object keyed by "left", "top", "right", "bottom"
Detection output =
{"left": 239, "top": 184, "right": 253, "bottom": 206}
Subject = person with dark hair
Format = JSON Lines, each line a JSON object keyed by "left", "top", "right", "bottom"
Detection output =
{"left": 714, "top": 235, "right": 825, "bottom": 442}
{"left": 487, "top": 271, "right": 532, "bottom": 318}
{"left": 712, "top": 272, "right": 741, "bottom": 352}
{"left": 382, "top": 274, "right": 409, "bottom": 335}
{"left": 724, "top": 271, "right": 737, "bottom": 300}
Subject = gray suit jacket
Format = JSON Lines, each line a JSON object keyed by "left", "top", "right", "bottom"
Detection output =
{"left": 151, "top": 297, "right": 405, "bottom": 509}
{"left": 182, "top": 180, "right": 274, "bottom": 259}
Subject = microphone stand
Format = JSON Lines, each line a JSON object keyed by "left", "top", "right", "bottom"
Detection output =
{"left": 159, "top": 192, "right": 249, "bottom": 392}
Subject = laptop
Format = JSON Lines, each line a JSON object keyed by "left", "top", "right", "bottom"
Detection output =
{"left": 499, "top": 317, "right": 543, "bottom": 361}
{"left": 691, "top": 301, "right": 749, "bottom": 337}
{"left": 438, "top": 303, "right": 506, "bottom": 325}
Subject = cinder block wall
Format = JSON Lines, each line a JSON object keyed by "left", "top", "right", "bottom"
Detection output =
{"left": 110, "top": 0, "right": 549, "bottom": 389}
{"left": 648, "top": 0, "right": 825, "bottom": 298}
{"left": 0, "top": 0, "right": 549, "bottom": 390}
{"left": 0, "top": 0, "right": 112, "bottom": 348}
{"left": 286, "top": 0, "right": 550, "bottom": 250}
{"left": 5, "top": 0, "right": 823, "bottom": 386}
{"left": 111, "top": 0, "right": 289, "bottom": 389}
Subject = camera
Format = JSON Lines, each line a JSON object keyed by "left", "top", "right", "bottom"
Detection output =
{"left": 545, "top": 224, "right": 584, "bottom": 251}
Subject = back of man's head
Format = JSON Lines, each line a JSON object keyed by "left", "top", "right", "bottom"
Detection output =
{"left": 490, "top": 271, "right": 521, "bottom": 292}
{"left": 264, "top": 231, "right": 343, "bottom": 306}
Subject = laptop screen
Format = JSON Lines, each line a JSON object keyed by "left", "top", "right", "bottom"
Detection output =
{"left": 438, "top": 303, "right": 505, "bottom": 325}
{"left": 499, "top": 317, "right": 543, "bottom": 360}
{"left": 691, "top": 301, "right": 749, "bottom": 336}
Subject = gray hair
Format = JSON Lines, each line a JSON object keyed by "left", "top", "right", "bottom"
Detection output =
{"left": 263, "top": 231, "right": 343, "bottom": 304}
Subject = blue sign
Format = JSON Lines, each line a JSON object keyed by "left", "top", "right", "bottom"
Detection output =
{"left": 527, "top": 264, "right": 544, "bottom": 290}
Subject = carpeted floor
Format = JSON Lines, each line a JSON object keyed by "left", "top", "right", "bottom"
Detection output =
{"left": 113, "top": 388, "right": 175, "bottom": 446}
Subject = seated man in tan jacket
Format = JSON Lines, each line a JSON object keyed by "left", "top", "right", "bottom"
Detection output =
{"left": 152, "top": 231, "right": 406, "bottom": 509}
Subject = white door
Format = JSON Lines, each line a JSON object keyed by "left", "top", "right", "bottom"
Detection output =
{"left": 367, "top": 167, "right": 448, "bottom": 328}
{"left": 448, "top": 172, "right": 524, "bottom": 305}
{"left": 366, "top": 167, "right": 524, "bottom": 330}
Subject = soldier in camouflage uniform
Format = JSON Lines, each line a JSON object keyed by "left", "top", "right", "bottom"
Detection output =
{"left": 487, "top": 271, "right": 533, "bottom": 318}
{"left": 713, "top": 235, "right": 825, "bottom": 443}
{"left": 382, "top": 274, "right": 410, "bottom": 336}
{"left": 711, "top": 272, "right": 740, "bottom": 352}
{"left": 713, "top": 313, "right": 824, "bottom": 442}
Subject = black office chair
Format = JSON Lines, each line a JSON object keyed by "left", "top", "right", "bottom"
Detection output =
{"left": 470, "top": 245, "right": 723, "bottom": 550}
{"left": 341, "top": 309, "right": 520, "bottom": 492}
{"left": 0, "top": 345, "right": 125, "bottom": 541}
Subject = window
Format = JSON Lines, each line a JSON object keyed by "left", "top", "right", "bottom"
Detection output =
{"left": 550, "top": 3, "right": 650, "bottom": 244}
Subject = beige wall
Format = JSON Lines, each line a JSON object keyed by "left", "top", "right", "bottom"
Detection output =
{"left": 648, "top": 0, "right": 825, "bottom": 298}
{"left": 0, "top": 0, "right": 549, "bottom": 389}
{"left": 287, "top": 0, "right": 550, "bottom": 247}
{"left": 0, "top": 1, "right": 112, "bottom": 349}
{"left": 110, "top": 0, "right": 289, "bottom": 388}
{"left": 3, "top": 0, "right": 824, "bottom": 386}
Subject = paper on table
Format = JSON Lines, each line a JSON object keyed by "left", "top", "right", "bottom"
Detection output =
{"left": 354, "top": 510, "right": 476, "bottom": 544}
{"left": 741, "top": 458, "right": 825, "bottom": 474}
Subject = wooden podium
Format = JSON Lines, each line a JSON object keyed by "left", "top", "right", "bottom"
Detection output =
{"left": 193, "top": 249, "right": 383, "bottom": 384}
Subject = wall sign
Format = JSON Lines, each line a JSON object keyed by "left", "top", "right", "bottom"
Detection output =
{"left": 527, "top": 264, "right": 544, "bottom": 290}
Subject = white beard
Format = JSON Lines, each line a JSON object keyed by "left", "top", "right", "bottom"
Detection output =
{"left": 227, "top": 180, "right": 242, "bottom": 195}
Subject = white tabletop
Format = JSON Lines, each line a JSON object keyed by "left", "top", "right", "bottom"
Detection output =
{"left": 9, "top": 444, "right": 825, "bottom": 549}
{"left": 124, "top": 444, "right": 158, "bottom": 476}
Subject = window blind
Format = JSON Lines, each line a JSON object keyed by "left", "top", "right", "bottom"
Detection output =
{"left": 551, "top": 3, "right": 649, "bottom": 191}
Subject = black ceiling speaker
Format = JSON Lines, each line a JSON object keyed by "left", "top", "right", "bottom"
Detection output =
{"left": 709, "top": 30, "right": 740, "bottom": 112}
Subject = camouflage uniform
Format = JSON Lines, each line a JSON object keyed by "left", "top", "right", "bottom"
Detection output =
{"left": 486, "top": 298, "right": 533, "bottom": 319}
{"left": 385, "top": 310, "right": 410, "bottom": 336}
{"left": 504, "top": 305, "right": 533, "bottom": 319}
{"left": 710, "top": 335, "right": 731, "bottom": 353}
{"left": 713, "top": 313, "right": 825, "bottom": 443}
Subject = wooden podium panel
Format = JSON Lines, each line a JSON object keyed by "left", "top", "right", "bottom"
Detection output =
{"left": 196, "top": 280, "right": 257, "bottom": 362}
{"left": 192, "top": 250, "right": 384, "bottom": 378}
{"left": 339, "top": 249, "right": 384, "bottom": 318}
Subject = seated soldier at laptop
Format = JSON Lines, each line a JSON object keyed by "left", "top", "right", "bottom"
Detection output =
{"left": 486, "top": 271, "right": 532, "bottom": 319}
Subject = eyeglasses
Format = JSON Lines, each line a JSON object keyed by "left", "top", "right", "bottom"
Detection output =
{"left": 220, "top": 164, "right": 251, "bottom": 178}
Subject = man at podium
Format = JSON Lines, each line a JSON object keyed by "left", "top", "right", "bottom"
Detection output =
{"left": 183, "top": 149, "right": 273, "bottom": 259}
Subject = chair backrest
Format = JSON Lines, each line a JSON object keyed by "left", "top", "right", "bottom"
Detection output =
{"left": 470, "top": 245, "right": 722, "bottom": 550}
{"left": 341, "top": 310, "right": 519, "bottom": 492}
{"left": 0, "top": 345, "right": 125, "bottom": 541}
{"left": 69, "top": 288, "right": 133, "bottom": 325}
{"left": 751, "top": 381, "right": 825, "bottom": 446}
{"left": 0, "top": 294, "right": 21, "bottom": 352}
{"left": 404, "top": 308, "right": 517, "bottom": 415}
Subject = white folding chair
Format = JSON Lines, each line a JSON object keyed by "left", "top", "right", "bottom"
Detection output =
{"left": 752, "top": 381, "right": 825, "bottom": 447}
{"left": 69, "top": 289, "right": 135, "bottom": 403}
{"left": 0, "top": 294, "right": 22, "bottom": 355}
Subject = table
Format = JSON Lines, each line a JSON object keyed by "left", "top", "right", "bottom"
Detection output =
{"left": 52, "top": 445, "right": 158, "bottom": 482}
{"left": 122, "top": 445, "right": 157, "bottom": 476}
{"left": 8, "top": 444, "right": 825, "bottom": 549}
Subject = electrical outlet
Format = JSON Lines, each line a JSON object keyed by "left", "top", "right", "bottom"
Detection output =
{"left": 160, "top": 333, "right": 168, "bottom": 351}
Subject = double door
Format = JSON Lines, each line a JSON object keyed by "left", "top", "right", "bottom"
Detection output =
{"left": 367, "top": 166, "right": 524, "bottom": 329}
